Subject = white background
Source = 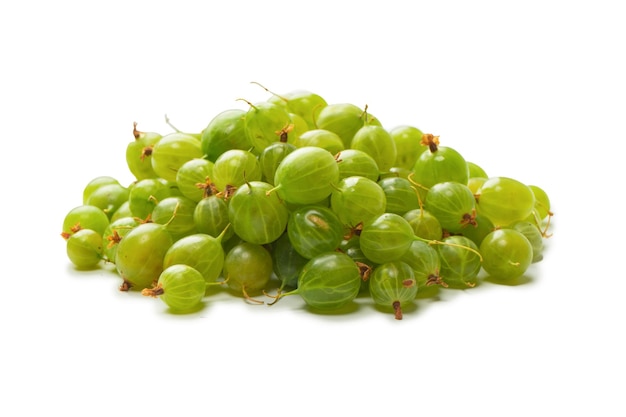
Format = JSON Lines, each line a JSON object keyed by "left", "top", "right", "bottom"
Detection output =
{"left": 1, "top": 1, "right": 624, "bottom": 416}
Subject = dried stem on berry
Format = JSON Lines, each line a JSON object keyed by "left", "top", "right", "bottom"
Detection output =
{"left": 196, "top": 176, "right": 219, "bottom": 198}
{"left": 140, "top": 146, "right": 153, "bottom": 161}
{"left": 392, "top": 301, "right": 403, "bottom": 320}
{"left": 420, "top": 133, "right": 440, "bottom": 153}
{"left": 119, "top": 280, "right": 132, "bottom": 292}
{"left": 343, "top": 222, "right": 363, "bottom": 240}
{"left": 107, "top": 230, "right": 122, "bottom": 248}
{"left": 217, "top": 184, "right": 237, "bottom": 200}
{"left": 356, "top": 262, "right": 372, "bottom": 281}
{"left": 426, "top": 271, "right": 448, "bottom": 288}
{"left": 141, "top": 284, "right": 164, "bottom": 298}
{"left": 460, "top": 209, "right": 478, "bottom": 228}
{"left": 276, "top": 123, "right": 294, "bottom": 143}
{"left": 133, "top": 122, "right": 141, "bottom": 140}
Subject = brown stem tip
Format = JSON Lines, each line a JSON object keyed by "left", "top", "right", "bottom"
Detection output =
{"left": 460, "top": 209, "right": 478, "bottom": 228}
{"left": 119, "top": 280, "right": 132, "bottom": 292}
{"left": 343, "top": 223, "right": 364, "bottom": 240}
{"left": 107, "top": 230, "right": 122, "bottom": 248}
{"left": 133, "top": 122, "right": 140, "bottom": 139}
{"left": 420, "top": 133, "right": 440, "bottom": 153}
{"left": 141, "top": 284, "right": 165, "bottom": 297}
{"left": 392, "top": 301, "right": 403, "bottom": 320}
{"left": 196, "top": 176, "right": 219, "bottom": 198}
{"left": 140, "top": 145, "right": 153, "bottom": 161}
{"left": 426, "top": 271, "right": 448, "bottom": 288}
{"left": 275, "top": 123, "right": 294, "bottom": 143}
{"left": 217, "top": 184, "right": 237, "bottom": 200}
{"left": 356, "top": 262, "right": 372, "bottom": 282}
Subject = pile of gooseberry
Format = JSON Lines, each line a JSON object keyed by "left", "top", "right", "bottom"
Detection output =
{"left": 61, "top": 84, "right": 553, "bottom": 320}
